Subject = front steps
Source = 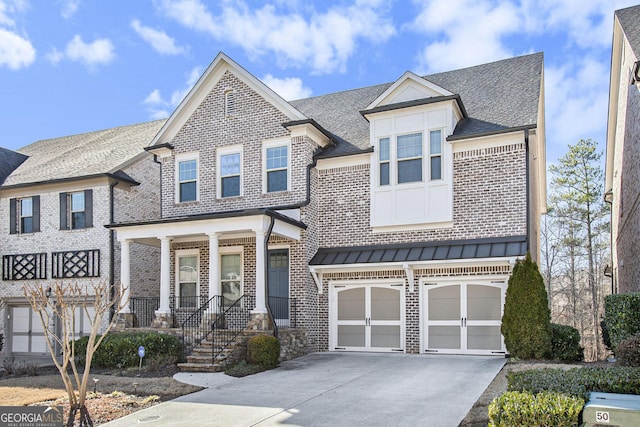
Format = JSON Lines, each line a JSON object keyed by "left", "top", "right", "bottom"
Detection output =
{"left": 178, "top": 330, "right": 263, "bottom": 373}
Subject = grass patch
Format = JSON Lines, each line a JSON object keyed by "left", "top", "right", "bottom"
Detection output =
{"left": 0, "top": 386, "right": 66, "bottom": 406}
{"left": 224, "top": 361, "right": 269, "bottom": 377}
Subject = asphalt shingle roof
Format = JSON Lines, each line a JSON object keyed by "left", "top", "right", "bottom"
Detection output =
{"left": 616, "top": 5, "right": 640, "bottom": 59}
{"left": 310, "top": 236, "right": 527, "bottom": 266}
{"left": 0, "top": 147, "right": 27, "bottom": 185}
{"left": 2, "top": 120, "right": 166, "bottom": 187}
{"left": 292, "top": 53, "right": 543, "bottom": 158}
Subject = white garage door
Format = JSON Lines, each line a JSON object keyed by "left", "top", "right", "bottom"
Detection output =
{"left": 422, "top": 281, "right": 506, "bottom": 355}
{"left": 10, "top": 306, "right": 47, "bottom": 354}
{"left": 330, "top": 282, "right": 405, "bottom": 352}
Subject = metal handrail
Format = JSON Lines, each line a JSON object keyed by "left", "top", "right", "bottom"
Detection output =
{"left": 181, "top": 295, "right": 223, "bottom": 360}
{"left": 211, "top": 294, "right": 254, "bottom": 363}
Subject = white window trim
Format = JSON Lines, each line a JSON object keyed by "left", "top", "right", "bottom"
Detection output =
{"left": 217, "top": 145, "right": 243, "bottom": 199}
{"left": 396, "top": 131, "right": 424, "bottom": 185}
{"left": 220, "top": 246, "right": 244, "bottom": 304}
{"left": 428, "top": 128, "right": 444, "bottom": 182}
{"left": 262, "top": 138, "right": 291, "bottom": 194}
{"left": 175, "top": 249, "right": 199, "bottom": 309}
{"left": 175, "top": 152, "right": 199, "bottom": 204}
{"left": 69, "top": 191, "right": 86, "bottom": 230}
{"left": 18, "top": 197, "right": 33, "bottom": 234}
{"left": 378, "top": 136, "right": 391, "bottom": 187}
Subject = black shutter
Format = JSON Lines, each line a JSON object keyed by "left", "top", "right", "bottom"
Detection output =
{"left": 60, "top": 193, "right": 68, "bottom": 230}
{"left": 9, "top": 198, "right": 16, "bottom": 234}
{"left": 32, "top": 196, "right": 40, "bottom": 232}
{"left": 84, "top": 189, "right": 93, "bottom": 228}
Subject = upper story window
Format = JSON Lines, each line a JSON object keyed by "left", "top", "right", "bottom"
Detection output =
{"left": 9, "top": 196, "right": 40, "bottom": 234}
{"left": 379, "top": 137, "right": 390, "bottom": 186}
{"left": 397, "top": 133, "right": 423, "bottom": 183}
{"left": 429, "top": 130, "right": 443, "bottom": 181}
{"left": 60, "top": 190, "right": 93, "bottom": 230}
{"left": 218, "top": 147, "right": 242, "bottom": 198}
{"left": 263, "top": 140, "right": 289, "bottom": 193}
{"left": 176, "top": 153, "right": 198, "bottom": 203}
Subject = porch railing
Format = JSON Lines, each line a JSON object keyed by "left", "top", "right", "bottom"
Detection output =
{"left": 181, "top": 295, "right": 224, "bottom": 359}
{"left": 210, "top": 294, "right": 255, "bottom": 363}
{"left": 171, "top": 296, "right": 210, "bottom": 327}
{"left": 129, "top": 297, "right": 159, "bottom": 328}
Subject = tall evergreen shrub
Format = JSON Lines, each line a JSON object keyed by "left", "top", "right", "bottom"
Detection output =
{"left": 501, "top": 253, "right": 552, "bottom": 358}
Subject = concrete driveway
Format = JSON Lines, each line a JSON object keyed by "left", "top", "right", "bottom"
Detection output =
{"left": 103, "top": 352, "right": 505, "bottom": 427}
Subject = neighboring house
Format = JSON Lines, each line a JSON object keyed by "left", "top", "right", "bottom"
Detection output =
{"left": 0, "top": 147, "right": 27, "bottom": 185}
{"left": 0, "top": 121, "right": 163, "bottom": 357}
{"left": 605, "top": 4, "right": 640, "bottom": 294}
{"left": 110, "top": 51, "right": 546, "bottom": 358}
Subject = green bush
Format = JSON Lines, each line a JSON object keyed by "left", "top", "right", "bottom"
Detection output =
{"left": 615, "top": 333, "right": 640, "bottom": 367}
{"left": 507, "top": 367, "right": 640, "bottom": 398}
{"left": 604, "top": 293, "right": 640, "bottom": 350}
{"left": 488, "top": 391, "right": 583, "bottom": 427}
{"left": 74, "top": 332, "right": 183, "bottom": 369}
{"left": 601, "top": 318, "right": 612, "bottom": 351}
{"left": 246, "top": 334, "right": 280, "bottom": 368}
{"left": 549, "top": 323, "right": 584, "bottom": 362}
{"left": 501, "top": 253, "right": 552, "bottom": 359}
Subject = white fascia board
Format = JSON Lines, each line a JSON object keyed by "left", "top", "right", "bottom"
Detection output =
{"left": 288, "top": 122, "right": 332, "bottom": 147}
{"left": 271, "top": 219, "right": 301, "bottom": 240}
{"left": 366, "top": 71, "right": 454, "bottom": 110}
{"left": 310, "top": 256, "right": 519, "bottom": 274}
{"left": 316, "top": 152, "right": 370, "bottom": 170}
{"left": 149, "top": 52, "right": 306, "bottom": 147}
{"left": 451, "top": 129, "right": 526, "bottom": 152}
{"left": 605, "top": 19, "right": 624, "bottom": 191}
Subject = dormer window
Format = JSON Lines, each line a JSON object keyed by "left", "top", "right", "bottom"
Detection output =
{"left": 379, "top": 137, "right": 390, "bottom": 186}
{"left": 429, "top": 130, "right": 443, "bottom": 181}
{"left": 397, "top": 133, "right": 423, "bottom": 184}
{"left": 225, "top": 89, "right": 235, "bottom": 116}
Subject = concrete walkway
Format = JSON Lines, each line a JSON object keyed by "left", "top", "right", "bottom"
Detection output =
{"left": 103, "top": 352, "right": 505, "bottom": 427}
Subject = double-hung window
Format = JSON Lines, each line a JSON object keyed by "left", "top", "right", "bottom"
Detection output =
{"left": 19, "top": 198, "right": 33, "bottom": 233}
{"left": 379, "top": 137, "right": 390, "bottom": 186}
{"left": 9, "top": 196, "right": 40, "bottom": 234}
{"left": 397, "top": 133, "right": 423, "bottom": 184}
{"left": 429, "top": 129, "right": 443, "bottom": 181}
{"left": 177, "top": 155, "right": 198, "bottom": 203}
{"left": 264, "top": 142, "right": 289, "bottom": 193}
{"left": 177, "top": 250, "right": 198, "bottom": 308}
{"left": 60, "top": 190, "right": 92, "bottom": 230}
{"left": 218, "top": 147, "right": 242, "bottom": 198}
{"left": 221, "top": 253, "right": 242, "bottom": 306}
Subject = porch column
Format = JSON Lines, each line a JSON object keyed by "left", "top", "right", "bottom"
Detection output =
{"left": 252, "top": 230, "right": 267, "bottom": 313}
{"left": 208, "top": 232, "right": 220, "bottom": 310}
{"left": 119, "top": 239, "right": 131, "bottom": 313}
{"left": 157, "top": 236, "right": 172, "bottom": 314}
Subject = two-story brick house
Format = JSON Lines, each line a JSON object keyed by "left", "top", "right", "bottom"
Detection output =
{"left": 110, "top": 51, "right": 546, "bottom": 359}
{"left": 0, "top": 121, "right": 163, "bottom": 357}
{"left": 605, "top": 4, "right": 640, "bottom": 294}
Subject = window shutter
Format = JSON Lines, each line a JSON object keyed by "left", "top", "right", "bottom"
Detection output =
{"left": 60, "top": 193, "right": 68, "bottom": 230}
{"left": 84, "top": 189, "right": 93, "bottom": 228}
{"left": 32, "top": 196, "right": 40, "bottom": 232}
{"left": 9, "top": 198, "right": 16, "bottom": 234}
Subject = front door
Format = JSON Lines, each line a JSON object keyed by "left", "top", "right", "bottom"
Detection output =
{"left": 10, "top": 305, "right": 47, "bottom": 354}
{"left": 331, "top": 282, "right": 404, "bottom": 352}
{"left": 423, "top": 282, "right": 505, "bottom": 355}
{"left": 268, "top": 249, "right": 289, "bottom": 324}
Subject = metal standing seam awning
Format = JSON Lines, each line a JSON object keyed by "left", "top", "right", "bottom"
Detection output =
{"left": 309, "top": 235, "right": 527, "bottom": 293}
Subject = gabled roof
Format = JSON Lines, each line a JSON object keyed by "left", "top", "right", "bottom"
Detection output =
{"left": 310, "top": 235, "right": 527, "bottom": 266}
{"left": 292, "top": 52, "right": 543, "bottom": 158}
{"left": 616, "top": 5, "right": 640, "bottom": 59}
{"left": 0, "top": 147, "right": 28, "bottom": 185}
{"left": 1, "top": 120, "right": 166, "bottom": 188}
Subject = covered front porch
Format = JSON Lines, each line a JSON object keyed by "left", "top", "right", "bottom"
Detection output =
{"left": 109, "top": 209, "right": 306, "bottom": 334}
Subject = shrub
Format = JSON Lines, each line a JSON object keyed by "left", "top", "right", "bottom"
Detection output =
{"left": 488, "top": 391, "right": 583, "bottom": 427}
{"left": 549, "top": 323, "right": 584, "bottom": 362}
{"left": 615, "top": 333, "right": 640, "bottom": 367}
{"left": 507, "top": 367, "right": 640, "bottom": 398}
{"left": 501, "top": 253, "right": 552, "bottom": 359}
{"left": 74, "top": 332, "right": 183, "bottom": 369}
{"left": 247, "top": 334, "right": 280, "bottom": 368}
{"left": 601, "top": 318, "right": 612, "bottom": 351}
{"left": 604, "top": 293, "right": 640, "bottom": 350}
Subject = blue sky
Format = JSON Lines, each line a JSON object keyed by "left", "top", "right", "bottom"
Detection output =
{"left": 1, "top": 0, "right": 638, "bottom": 166}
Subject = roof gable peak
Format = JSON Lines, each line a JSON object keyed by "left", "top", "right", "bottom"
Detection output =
{"left": 365, "top": 71, "right": 453, "bottom": 110}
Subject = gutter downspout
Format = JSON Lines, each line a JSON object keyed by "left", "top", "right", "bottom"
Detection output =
{"left": 604, "top": 190, "right": 615, "bottom": 294}
{"left": 109, "top": 180, "right": 118, "bottom": 322}
{"left": 524, "top": 129, "right": 530, "bottom": 254}
{"left": 264, "top": 216, "right": 276, "bottom": 337}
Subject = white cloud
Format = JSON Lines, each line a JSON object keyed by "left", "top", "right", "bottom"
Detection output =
{"left": 262, "top": 74, "right": 312, "bottom": 100}
{"left": 0, "top": 0, "right": 28, "bottom": 27}
{"left": 46, "top": 47, "right": 63, "bottom": 64}
{"left": 143, "top": 66, "right": 202, "bottom": 119}
{"left": 0, "top": 27, "right": 35, "bottom": 69}
{"left": 410, "top": 0, "right": 522, "bottom": 73}
{"left": 60, "top": 0, "right": 80, "bottom": 19}
{"left": 65, "top": 34, "right": 115, "bottom": 68}
{"left": 131, "top": 19, "right": 187, "bottom": 55}
{"left": 155, "top": 0, "right": 396, "bottom": 74}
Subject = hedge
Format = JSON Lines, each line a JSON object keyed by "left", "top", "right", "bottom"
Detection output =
{"left": 549, "top": 323, "right": 584, "bottom": 362}
{"left": 74, "top": 331, "right": 183, "bottom": 368}
{"left": 488, "top": 391, "right": 583, "bottom": 427}
{"left": 604, "top": 293, "right": 640, "bottom": 350}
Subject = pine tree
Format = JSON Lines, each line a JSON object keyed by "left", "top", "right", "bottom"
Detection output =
{"left": 502, "top": 253, "right": 552, "bottom": 359}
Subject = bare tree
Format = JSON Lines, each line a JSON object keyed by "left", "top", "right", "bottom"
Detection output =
{"left": 24, "top": 280, "right": 126, "bottom": 426}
